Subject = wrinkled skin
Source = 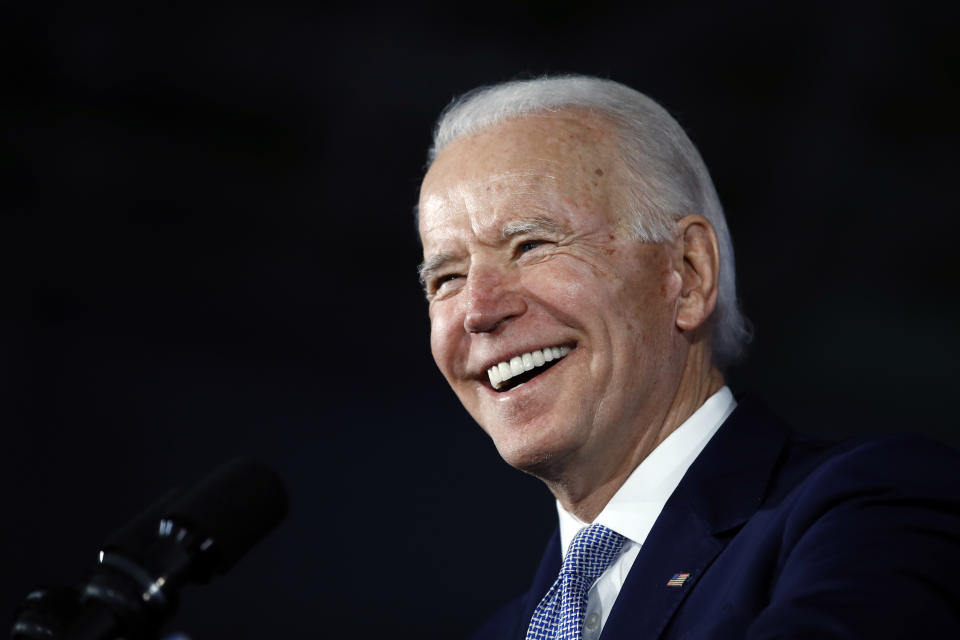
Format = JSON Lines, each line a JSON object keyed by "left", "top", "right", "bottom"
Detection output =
{"left": 418, "top": 111, "right": 722, "bottom": 519}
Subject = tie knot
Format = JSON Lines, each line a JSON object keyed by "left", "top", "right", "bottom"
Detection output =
{"left": 561, "top": 523, "right": 625, "bottom": 582}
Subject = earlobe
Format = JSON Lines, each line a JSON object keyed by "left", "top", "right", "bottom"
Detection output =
{"left": 674, "top": 215, "right": 720, "bottom": 332}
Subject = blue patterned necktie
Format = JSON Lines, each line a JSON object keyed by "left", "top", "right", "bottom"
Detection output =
{"left": 526, "top": 523, "right": 626, "bottom": 640}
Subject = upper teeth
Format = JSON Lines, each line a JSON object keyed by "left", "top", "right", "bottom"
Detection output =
{"left": 487, "top": 345, "right": 571, "bottom": 390}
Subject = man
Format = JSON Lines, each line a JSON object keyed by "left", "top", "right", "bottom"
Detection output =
{"left": 416, "top": 76, "right": 960, "bottom": 639}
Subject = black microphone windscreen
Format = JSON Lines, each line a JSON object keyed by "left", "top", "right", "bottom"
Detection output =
{"left": 162, "top": 459, "right": 289, "bottom": 574}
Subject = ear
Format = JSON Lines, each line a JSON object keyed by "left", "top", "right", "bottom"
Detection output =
{"left": 673, "top": 215, "right": 720, "bottom": 332}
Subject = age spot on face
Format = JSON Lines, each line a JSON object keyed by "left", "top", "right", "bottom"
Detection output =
{"left": 591, "top": 168, "right": 605, "bottom": 188}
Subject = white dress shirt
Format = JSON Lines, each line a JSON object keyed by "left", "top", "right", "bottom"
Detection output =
{"left": 555, "top": 387, "right": 737, "bottom": 639}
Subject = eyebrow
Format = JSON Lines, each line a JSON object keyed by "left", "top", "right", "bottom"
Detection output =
{"left": 501, "top": 216, "right": 567, "bottom": 239}
{"left": 417, "top": 216, "right": 568, "bottom": 286}
{"left": 418, "top": 252, "right": 455, "bottom": 286}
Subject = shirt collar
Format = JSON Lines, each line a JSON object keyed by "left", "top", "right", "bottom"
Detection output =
{"left": 557, "top": 386, "right": 737, "bottom": 556}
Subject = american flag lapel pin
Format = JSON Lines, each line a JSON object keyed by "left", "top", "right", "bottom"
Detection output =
{"left": 666, "top": 572, "right": 691, "bottom": 587}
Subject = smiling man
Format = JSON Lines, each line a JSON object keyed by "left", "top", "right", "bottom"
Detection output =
{"left": 416, "top": 76, "right": 960, "bottom": 639}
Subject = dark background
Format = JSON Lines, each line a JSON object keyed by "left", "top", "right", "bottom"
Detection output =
{"left": 5, "top": 1, "right": 959, "bottom": 637}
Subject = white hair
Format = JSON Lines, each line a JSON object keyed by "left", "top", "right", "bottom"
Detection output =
{"left": 426, "top": 75, "right": 751, "bottom": 367}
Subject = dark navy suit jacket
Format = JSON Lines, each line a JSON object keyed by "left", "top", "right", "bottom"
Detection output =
{"left": 470, "top": 399, "right": 960, "bottom": 639}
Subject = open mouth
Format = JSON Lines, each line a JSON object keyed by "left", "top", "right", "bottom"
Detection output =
{"left": 486, "top": 345, "right": 572, "bottom": 392}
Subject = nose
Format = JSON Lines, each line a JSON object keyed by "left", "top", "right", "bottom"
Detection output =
{"left": 463, "top": 266, "right": 527, "bottom": 333}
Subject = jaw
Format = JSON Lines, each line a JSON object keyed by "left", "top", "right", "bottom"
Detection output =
{"left": 459, "top": 341, "right": 672, "bottom": 487}
{"left": 456, "top": 347, "right": 592, "bottom": 471}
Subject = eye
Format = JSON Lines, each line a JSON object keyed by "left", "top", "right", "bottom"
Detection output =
{"left": 518, "top": 239, "right": 545, "bottom": 254}
{"left": 430, "top": 273, "right": 463, "bottom": 295}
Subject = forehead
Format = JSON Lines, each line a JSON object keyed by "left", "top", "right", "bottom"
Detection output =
{"left": 418, "top": 111, "right": 622, "bottom": 244}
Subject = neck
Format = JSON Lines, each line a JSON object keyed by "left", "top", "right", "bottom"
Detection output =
{"left": 546, "top": 343, "right": 723, "bottom": 522}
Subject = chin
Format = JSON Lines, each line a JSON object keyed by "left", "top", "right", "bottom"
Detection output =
{"left": 487, "top": 424, "right": 576, "bottom": 478}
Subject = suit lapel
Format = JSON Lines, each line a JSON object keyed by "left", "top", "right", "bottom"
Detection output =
{"left": 600, "top": 497, "right": 724, "bottom": 639}
{"left": 511, "top": 530, "right": 562, "bottom": 639}
{"left": 600, "top": 399, "right": 789, "bottom": 639}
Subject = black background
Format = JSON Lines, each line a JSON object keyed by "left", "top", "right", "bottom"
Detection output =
{"left": 5, "top": 1, "right": 959, "bottom": 637}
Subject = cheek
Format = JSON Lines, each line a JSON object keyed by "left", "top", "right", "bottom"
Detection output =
{"left": 520, "top": 259, "right": 606, "bottom": 313}
{"left": 429, "top": 327, "right": 443, "bottom": 368}
{"left": 610, "top": 264, "right": 678, "bottom": 341}
{"left": 428, "top": 305, "right": 463, "bottom": 376}
{"left": 428, "top": 309, "right": 451, "bottom": 367}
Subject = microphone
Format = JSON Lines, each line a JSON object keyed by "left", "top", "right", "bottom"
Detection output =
{"left": 11, "top": 459, "right": 289, "bottom": 640}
